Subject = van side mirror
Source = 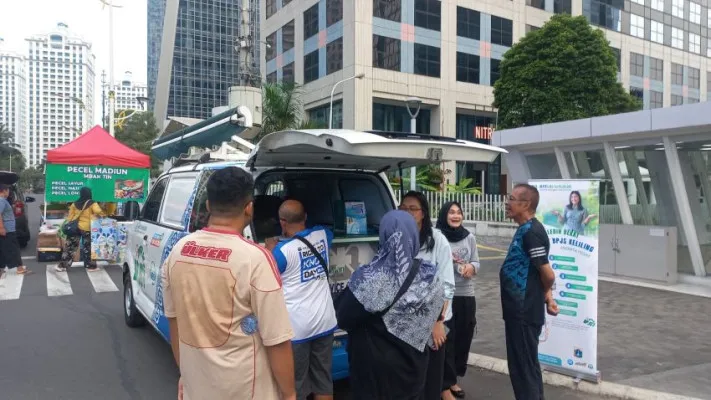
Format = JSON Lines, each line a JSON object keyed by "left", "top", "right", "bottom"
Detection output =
{"left": 123, "top": 201, "right": 140, "bottom": 221}
{"left": 25, "top": 196, "right": 36, "bottom": 203}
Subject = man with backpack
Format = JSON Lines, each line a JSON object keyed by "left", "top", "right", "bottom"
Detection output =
{"left": 266, "top": 199, "right": 336, "bottom": 400}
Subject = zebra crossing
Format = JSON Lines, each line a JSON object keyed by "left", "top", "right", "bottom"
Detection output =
{"left": 0, "top": 263, "right": 120, "bottom": 301}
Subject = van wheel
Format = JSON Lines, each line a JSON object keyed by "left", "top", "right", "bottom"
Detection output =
{"left": 124, "top": 275, "right": 146, "bottom": 327}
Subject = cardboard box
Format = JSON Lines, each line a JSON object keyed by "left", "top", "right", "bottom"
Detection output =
{"left": 37, "top": 231, "right": 62, "bottom": 250}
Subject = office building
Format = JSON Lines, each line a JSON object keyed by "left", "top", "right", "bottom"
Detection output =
{"left": 0, "top": 38, "right": 27, "bottom": 160}
{"left": 112, "top": 71, "right": 148, "bottom": 112}
{"left": 148, "top": 0, "right": 261, "bottom": 125}
{"left": 261, "top": 0, "right": 711, "bottom": 194}
{"left": 25, "top": 23, "right": 95, "bottom": 166}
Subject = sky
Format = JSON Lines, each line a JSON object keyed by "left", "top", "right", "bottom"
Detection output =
{"left": 0, "top": 0, "right": 148, "bottom": 125}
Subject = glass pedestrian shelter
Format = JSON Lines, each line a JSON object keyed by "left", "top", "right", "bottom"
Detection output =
{"left": 493, "top": 102, "right": 711, "bottom": 284}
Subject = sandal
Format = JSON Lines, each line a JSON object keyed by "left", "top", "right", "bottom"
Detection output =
{"left": 16, "top": 267, "right": 32, "bottom": 275}
{"left": 55, "top": 265, "right": 67, "bottom": 272}
{"left": 450, "top": 388, "right": 466, "bottom": 398}
{"left": 86, "top": 266, "right": 100, "bottom": 272}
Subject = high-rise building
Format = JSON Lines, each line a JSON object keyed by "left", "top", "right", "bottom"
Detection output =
{"left": 262, "top": 0, "right": 711, "bottom": 194}
{"left": 112, "top": 71, "right": 148, "bottom": 112}
{"left": 148, "top": 0, "right": 261, "bottom": 125}
{"left": 0, "top": 38, "right": 28, "bottom": 161}
{"left": 25, "top": 22, "right": 95, "bottom": 166}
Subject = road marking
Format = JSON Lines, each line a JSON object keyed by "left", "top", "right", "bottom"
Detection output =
{"left": 478, "top": 244, "right": 508, "bottom": 253}
{"left": 86, "top": 268, "right": 119, "bottom": 293}
{"left": 21, "top": 256, "right": 35, "bottom": 260}
{"left": 0, "top": 269, "right": 24, "bottom": 300}
{"left": 480, "top": 256, "right": 506, "bottom": 260}
{"left": 46, "top": 265, "right": 73, "bottom": 297}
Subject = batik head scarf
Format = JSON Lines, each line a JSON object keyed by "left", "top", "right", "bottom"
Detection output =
{"left": 348, "top": 210, "right": 444, "bottom": 351}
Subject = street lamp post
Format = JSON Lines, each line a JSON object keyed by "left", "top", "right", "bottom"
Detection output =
{"left": 405, "top": 97, "right": 422, "bottom": 191}
{"left": 329, "top": 73, "right": 365, "bottom": 129}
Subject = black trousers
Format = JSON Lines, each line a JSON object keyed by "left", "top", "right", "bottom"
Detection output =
{"left": 443, "top": 296, "right": 477, "bottom": 389}
{"left": 421, "top": 342, "right": 446, "bottom": 400}
{"left": 505, "top": 319, "right": 545, "bottom": 400}
{"left": 0, "top": 232, "right": 23, "bottom": 268}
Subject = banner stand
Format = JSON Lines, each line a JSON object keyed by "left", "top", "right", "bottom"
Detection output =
{"left": 530, "top": 179, "right": 602, "bottom": 384}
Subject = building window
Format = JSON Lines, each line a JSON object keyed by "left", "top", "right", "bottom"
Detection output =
{"left": 689, "top": 33, "right": 700, "bottom": 53}
{"left": 526, "top": 24, "right": 540, "bottom": 34}
{"left": 690, "top": 2, "right": 701, "bottom": 24}
{"left": 672, "top": 63, "right": 684, "bottom": 85}
{"left": 688, "top": 97, "right": 699, "bottom": 103}
{"left": 266, "top": 32, "right": 277, "bottom": 61}
{"left": 457, "top": 7, "right": 480, "bottom": 40}
{"left": 610, "top": 47, "right": 621, "bottom": 71}
{"left": 650, "top": 90, "right": 663, "bottom": 108}
{"left": 630, "top": 14, "right": 645, "bottom": 38}
{"left": 266, "top": 72, "right": 277, "bottom": 84}
{"left": 554, "top": 0, "right": 573, "bottom": 14}
{"left": 283, "top": 20, "right": 295, "bottom": 52}
{"left": 308, "top": 100, "right": 342, "bottom": 128}
{"left": 304, "top": 4, "right": 319, "bottom": 39}
{"left": 630, "top": 53, "right": 644, "bottom": 77}
{"left": 491, "top": 59, "right": 502, "bottom": 85}
{"left": 415, "top": 0, "right": 441, "bottom": 31}
{"left": 327, "top": 38, "right": 343, "bottom": 75}
{"left": 456, "top": 52, "right": 480, "bottom": 84}
{"left": 672, "top": 0, "right": 684, "bottom": 18}
{"left": 651, "top": 21, "right": 664, "bottom": 44}
{"left": 373, "top": 35, "right": 401, "bottom": 71}
{"left": 584, "top": 0, "right": 623, "bottom": 32}
{"left": 671, "top": 27, "right": 684, "bottom": 49}
{"left": 414, "top": 43, "right": 440, "bottom": 77}
{"left": 327, "top": 0, "right": 343, "bottom": 26}
{"left": 630, "top": 87, "right": 644, "bottom": 102}
{"left": 527, "top": 0, "right": 545, "bottom": 10}
{"left": 689, "top": 67, "right": 700, "bottom": 89}
{"left": 266, "top": 0, "right": 277, "bottom": 19}
{"left": 491, "top": 16, "right": 513, "bottom": 47}
{"left": 631, "top": 0, "right": 643, "bottom": 4}
{"left": 650, "top": 57, "right": 664, "bottom": 81}
{"left": 651, "top": 0, "right": 664, "bottom": 11}
{"left": 373, "top": 0, "right": 401, "bottom": 21}
{"left": 304, "top": 51, "right": 319, "bottom": 83}
{"left": 373, "top": 102, "right": 431, "bottom": 134}
{"left": 672, "top": 94, "right": 683, "bottom": 105}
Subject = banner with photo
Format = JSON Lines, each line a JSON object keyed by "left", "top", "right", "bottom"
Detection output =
{"left": 529, "top": 179, "right": 601, "bottom": 382}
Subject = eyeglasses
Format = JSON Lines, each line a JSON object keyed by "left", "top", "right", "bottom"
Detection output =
{"left": 507, "top": 195, "right": 528, "bottom": 203}
{"left": 399, "top": 205, "right": 422, "bottom": 212}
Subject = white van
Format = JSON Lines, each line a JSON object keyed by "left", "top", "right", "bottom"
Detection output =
{"left": 121, "top": 129, "right": 505, "bottom": 380}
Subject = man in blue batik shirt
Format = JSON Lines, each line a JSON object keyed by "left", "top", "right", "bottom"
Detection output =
{"left": 501, "top": 183, "right": 559, "bottom": 400}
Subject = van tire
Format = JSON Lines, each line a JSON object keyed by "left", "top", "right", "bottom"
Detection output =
{"left": 124, "top": 275, "right": 146, "bottom": 328}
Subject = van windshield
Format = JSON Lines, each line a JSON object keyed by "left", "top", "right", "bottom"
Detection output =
{"left": 252, "top": 170, "right": 395, "bottom": 242}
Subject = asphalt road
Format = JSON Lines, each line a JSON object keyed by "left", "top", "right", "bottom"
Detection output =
{"left": 0, "top": 198, "right": 607, "bottom": 400}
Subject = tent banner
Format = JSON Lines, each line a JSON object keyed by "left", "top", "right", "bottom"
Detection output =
{"left": 529, "top": 179, "right": 601, "bottom": 381}
{"left": 45, "top": 164, "right": 149, "bottom": 203}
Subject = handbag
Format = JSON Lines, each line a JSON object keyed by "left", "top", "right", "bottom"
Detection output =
{"left": 62, "top": 200, "right": 90, "bottom": 237}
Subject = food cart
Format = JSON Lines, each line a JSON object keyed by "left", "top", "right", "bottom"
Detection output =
{"left": 41, "top": 125, "right": 150, "bottom": 263}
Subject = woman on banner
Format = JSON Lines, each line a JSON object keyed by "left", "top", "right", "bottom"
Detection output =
{"left": 57, "top": 187, "right": 105, "bottom": 272}
{"left": 551, "top": 191, "right": 597, "bottom": 235}
{"left": 435, "top": 201, "right": 481, "bottom": 399}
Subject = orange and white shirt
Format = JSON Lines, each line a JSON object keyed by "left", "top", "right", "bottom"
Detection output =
{"left": 162, "top": 228, "right": 294, "bottom": 400}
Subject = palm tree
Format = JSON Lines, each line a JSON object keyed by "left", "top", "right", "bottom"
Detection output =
{"left": 257, "top": 82, "right": 325, "bottom": 142}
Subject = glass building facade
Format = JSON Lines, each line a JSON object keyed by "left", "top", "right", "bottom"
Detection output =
{"left": 147, "top": 0, "right": 260, "bottom": 120}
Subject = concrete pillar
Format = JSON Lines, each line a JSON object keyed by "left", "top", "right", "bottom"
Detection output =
{"left": 603, "top": 142, "right": 633, "bottom": 224}
{"left": 554, "top": 146, "right": 572, "bottom": 179}
{"left": 690, "top": 152, "right": 711, "bottom": 231}
{"left": 574, "top": 152, "right": 593, "bottom": 177}
{"left": 662, "top": 136, "right": 707, "bottom": 276}
{"left": 505, "top": 149, "right": 531, "bottom": 184}
{"left": 645, "top": 150, "right": 681, "bottom": 231}
{"left": 623, "top": 151, "right": 654, "bottom": 225}
{"left": 678, "top": 151, "right": 711, "bottom": 245}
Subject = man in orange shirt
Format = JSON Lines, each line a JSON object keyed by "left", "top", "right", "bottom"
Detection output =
{"left": 162, "top": 166, "right": 297, "bottom": 400}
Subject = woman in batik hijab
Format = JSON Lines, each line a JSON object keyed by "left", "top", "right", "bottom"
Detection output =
{"left": 335, "top": 210, "right": 445, "bottom": 400}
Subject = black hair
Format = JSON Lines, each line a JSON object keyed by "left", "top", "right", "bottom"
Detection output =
{"left": 566, "top": 190, "right": 584, "bottom": 210}
{"left": 207, "top": 167, "right": 254, "bottom": 216}
{"left": 0, "top": 184, "right": 9, "bottom": 192}
{"left": 402, "top": 190, "right": 435, "bottom": 252}
{"left": 513, "top": 183, "right": 540, "bottom": 212}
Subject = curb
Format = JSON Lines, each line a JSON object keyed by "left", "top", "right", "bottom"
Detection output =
{"left": 467, "top": 353, "right": 706, "bottom": 400}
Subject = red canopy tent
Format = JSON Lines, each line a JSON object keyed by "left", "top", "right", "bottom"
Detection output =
{"left": 46, "top": 125, "right": 150, "bottom": 168}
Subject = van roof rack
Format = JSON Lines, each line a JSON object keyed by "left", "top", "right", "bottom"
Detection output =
{"left": 364, "top": 130, "right": 460, "bottom": 143}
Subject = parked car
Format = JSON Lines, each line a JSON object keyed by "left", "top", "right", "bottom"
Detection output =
{"left": 0, "top": 171, "right": 35, "bottom": 248}
{"left": 120, "top": 129, "right": 506, "bottom": 380}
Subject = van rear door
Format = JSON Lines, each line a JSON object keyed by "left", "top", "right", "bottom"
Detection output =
{"left": 246, "top": 129, "right": 506, "bottom": 171}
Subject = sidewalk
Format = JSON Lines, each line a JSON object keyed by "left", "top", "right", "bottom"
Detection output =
{"left": 472, "top": 236, "right": 711, "bottom": 400}
{"left": 333, "top": 367, "right": 611, "bottom": 399}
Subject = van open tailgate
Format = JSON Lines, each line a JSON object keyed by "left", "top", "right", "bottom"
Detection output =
{"left": 247, "top": 129, "right": 507, "bottom": 171}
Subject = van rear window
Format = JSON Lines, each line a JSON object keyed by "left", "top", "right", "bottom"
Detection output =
{"left": 252, "top": 170, "right": 394, "bottom": 242}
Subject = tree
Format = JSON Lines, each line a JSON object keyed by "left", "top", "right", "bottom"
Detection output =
{"left": 0, "top": 123, "right": 26, "bottom": 172}
{"left": 493, "top": 15, "right": 641, "bottom": 130}
{"left": 257, "top": 82, "right": 325, "bottom": 142}
{"left": 19, "top": 167, "right": 45, "bottom": 193}
{"left": 114, "top": 111, "right": 162, "bottom": 177}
